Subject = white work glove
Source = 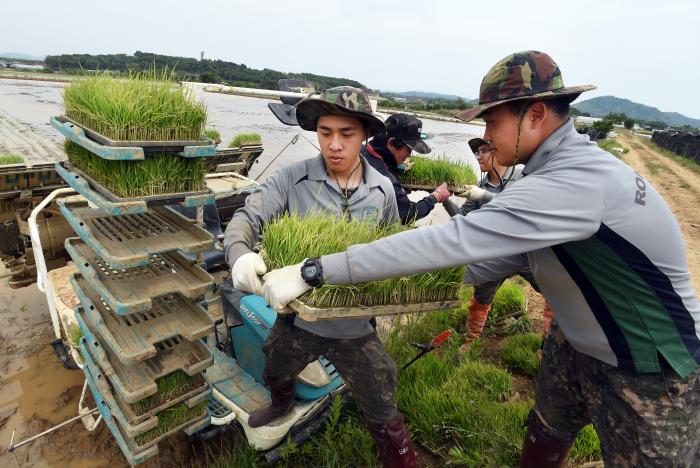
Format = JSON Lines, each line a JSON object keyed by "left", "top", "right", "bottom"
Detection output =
{"left": 231, "top": 252, "right": 267, "bottom": 295}
{"left": 457, "top": 185, "right": 488, "bottom": 203}
{"left": 262, "top": 261, "right": 311, "bottom": 314}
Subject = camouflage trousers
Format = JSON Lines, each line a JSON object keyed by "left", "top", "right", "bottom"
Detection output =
{"left": 533, "top": 321, "right": 700, "bottom": 467}
{"left": 262, "top": 317, "right": 399, "bottom": 424}
{"left": 474, "top": 268, "right": 540, "bottom": 304}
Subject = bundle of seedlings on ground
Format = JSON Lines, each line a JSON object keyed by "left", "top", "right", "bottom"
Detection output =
{"left": 130, "top": 370, "right": 206, "bottom": 416}
{"left": 229, "top": 132, "right": 262, "bottom": 148}
{"left": 133, "top": 400, "right": 207, "bottom": 446}
{"left": 65, "top": 141, "right": 206, "bottom": 198}
{"left": 63, "top": 69, "right": 207, "bottom": 141}
{"left": 399, "top": 155, "right": 477, "bottom": 187}
{"left": 262, "top": 213, "right": 463, "bottom": 308}
{"left": 0, "top": 154, "right": 23, "bottom": 165}
{"left": 499, "top": 333, "right": 542, "bottom": 376}
{"left": 488, "top": 280, "right": 526, "bottom": 323}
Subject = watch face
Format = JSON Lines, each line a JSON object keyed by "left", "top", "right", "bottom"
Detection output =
{"left": 302, "top": 264, "right": 319, "bottom": 279}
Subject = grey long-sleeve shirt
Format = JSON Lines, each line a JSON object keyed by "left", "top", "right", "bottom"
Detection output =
{"left": 321, "top": 119, "right": 700, "bottom": 378}
{"left": 224, "top": 154, "right": 399, "bottom": 339}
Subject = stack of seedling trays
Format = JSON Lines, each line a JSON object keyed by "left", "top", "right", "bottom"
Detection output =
{"left": 53, "top": 73, "right": 218, "bottom": 464}
{"left": 262, "top": 214, "right": 464, "bottom": 321}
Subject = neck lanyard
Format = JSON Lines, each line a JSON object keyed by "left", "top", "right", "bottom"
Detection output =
{"left": 332, "top": 159, "right": 362, "bottom": 221}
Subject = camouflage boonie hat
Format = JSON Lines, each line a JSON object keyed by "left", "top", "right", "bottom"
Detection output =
{"left": 468, "top": 137, "right": 488, "bottom": 154}
{"left": 457, "top": 51, "right": 596, "bottom": 122}
{"left": 296, "top": 86, "right": 386, "bottom": 136}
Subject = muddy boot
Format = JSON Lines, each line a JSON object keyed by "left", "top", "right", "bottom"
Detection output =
{"left": 542, "top": 300, "right": 553, "bottom": 337}
{"left": 519, "top": 414, "right": 572, "bottom": 468}
{"left": 248, "top": 379, "right": 295, "bottom": 428}
{"left": 366, "top": 413, "right": 417, "bottom": 468}
{"left": 458, "top": 297, "right": 491, "bottom": 355}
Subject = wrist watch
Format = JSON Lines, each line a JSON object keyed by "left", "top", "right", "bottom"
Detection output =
{"left": 301, "top": 258, "right": 324, "bottom": 287}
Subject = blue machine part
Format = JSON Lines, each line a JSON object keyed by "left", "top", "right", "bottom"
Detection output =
{"left": 231, "top": 295, "right": 343, "bottom": 401}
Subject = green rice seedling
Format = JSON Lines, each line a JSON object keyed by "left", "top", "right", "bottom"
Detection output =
{"left": 399, "top": 155, "right": 477, "bottom": 187}
{"left": 203, "top": 128, "right": 221, "bottom": 144}
{"left": 133, "top": 400, "right": 207, "bottom": 446}
{"left": 65, "top": 141, "right": 206, "bottom": 198}
{"left": 229, "top": 132, "right": 262, "bottom": 148}
{"left": 262, "top": 213, "right": 463, "bottom": 308}
{"left": 569, "top": 424, "right": 602, "bottom": 462}
{"left": 489, "top": 280, "right": 526, "bottom": 320}
{"left": 63, "top": 69, "right": 207, "bottom": 141}
{"left": 130, "top": 370, "right": 205, "bottom": 416}
{"left": 500, "top": 333, "right": 542, "bottom": 376}
{"left": 0, "top": 154, "right": 23, "bottom": 165}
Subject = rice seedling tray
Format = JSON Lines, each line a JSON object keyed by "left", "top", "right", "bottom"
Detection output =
{"left": 203, "top": 146, "right": 263, "bottom": 174}
{"left": 58, "top": 198, "right": 214, "bottom": 269}
{"left": 72, "top": 273, "right": 214, "bottom": 364}
{"left": 65, "top": 237, "right": 214, "bottom": 315}
{"left": 55, "top": 162, "right": 215, "bottom": 215}
{"left": 52, "top": 116, "right": 217, "bottom": 159}
{"left": 289, "top": 299, "right": 463, "bottom": 321}
{"left": 75, "top": 307, "right": 212, "bottom": 404}
{"left": 80, "top": 339, "right": 210, "bottom": 465}
{"left": 400, "top": 183, "right": 469, "bottom": 192}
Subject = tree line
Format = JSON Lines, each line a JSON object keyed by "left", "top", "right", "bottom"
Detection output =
{"left": 44, "top": 51, "right": 367, "bottom": 91}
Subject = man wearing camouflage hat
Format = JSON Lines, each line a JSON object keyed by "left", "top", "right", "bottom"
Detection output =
{"left": 224, "top": 86, "right": 417, "bottom": 467}
{"left": 261, "top": 52, "right": 700, "bottom": 466}
{"left": 363, "top": 113, "right": 451, "bottom": 224}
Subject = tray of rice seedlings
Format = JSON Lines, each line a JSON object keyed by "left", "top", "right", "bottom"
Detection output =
{"left": 58, "top": 199, "right": 214, "bottom": 269}
{"left": 57, "top": 70, "right": 213, "bottom": 158}
{"left": 72, "top": 274, "right": 213, "bottom": 364}
{"left": 58, "top": 143, "right": 214, "bottom": 212}
{"left": 65, "top": 237, "right": 215, "bottom": 315}
{"left": 203, "top": 129, "right": 222, "bottom": 145}
{"left": 262, "top": 213, "right": 463, "bottom": 321}
{"left": 79, "top": 339, "right": 210, "bottom": 465}
{"left": 75, "top": 307, "right": 212, "bottom": 405}
{"left": 399, "top": 155, "right": 477, "bottom": 191}
{"left": 229, "top": 132, "right": 262, "bottom": 148}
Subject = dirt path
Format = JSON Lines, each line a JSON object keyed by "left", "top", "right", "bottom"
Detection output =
{"left": 616, "top": 131, "right": 700, "bottom": 292}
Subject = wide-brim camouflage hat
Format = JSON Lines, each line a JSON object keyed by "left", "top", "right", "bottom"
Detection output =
{"left": 296, "top": 86, "right": 386, "bottom": 136}
{"left": 468, "top": 137, "right": 488, "bottom": 154}
{"left": 457, "top": 51, "right": 596, "bottom": 122}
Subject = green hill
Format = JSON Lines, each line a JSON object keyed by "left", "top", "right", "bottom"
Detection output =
{"left": 573, "top": 96, "right": 700, "bottom": 129}
{"left": 44, "top": 51, "right": 366, "bottom": 91}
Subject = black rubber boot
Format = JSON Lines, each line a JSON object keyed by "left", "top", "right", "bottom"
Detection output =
{"left": 519, "top": 413, "right": 573, "bottom": 468}
{"left": 366, "top": 413, "right": 417, "bottom": 468}
{"left": 248, "top": 378, "right": 295, "bottom": 428}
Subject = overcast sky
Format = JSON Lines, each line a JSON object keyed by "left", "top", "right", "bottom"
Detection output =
{"left": 2, "top": 0, "right": 698, "bottom": 118}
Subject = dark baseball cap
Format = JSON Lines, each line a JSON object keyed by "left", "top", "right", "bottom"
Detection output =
{"left": 385, "top": 113, "right": 431, "bottom": 154}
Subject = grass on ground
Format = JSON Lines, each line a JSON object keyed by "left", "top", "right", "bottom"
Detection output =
{"left": 641, "top": 138, "right": 700, "bottom": 176}
{"left": 0, "top": 154, "right": 23, "bottom": 165}
{"left": 597, "top": 139, "right": 629, "bottom": 158}
{"left": 400, "top": 155, "right": 477, "bottom": 187}
{"left": 229, "top": 132, "right": 262, "bottom": 148}
{"left": 500, "top": 333, "right": 542, "bottom": 376}
{"left": 262, "top": 213, "right": 463, "bottom": 307}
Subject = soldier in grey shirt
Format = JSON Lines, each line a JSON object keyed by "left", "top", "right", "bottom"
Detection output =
{"left": 262, "top": 52, "right": 700, "bottom": 467}
{"left": 224, "top": 87, "right": 417, "bottom": 467}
